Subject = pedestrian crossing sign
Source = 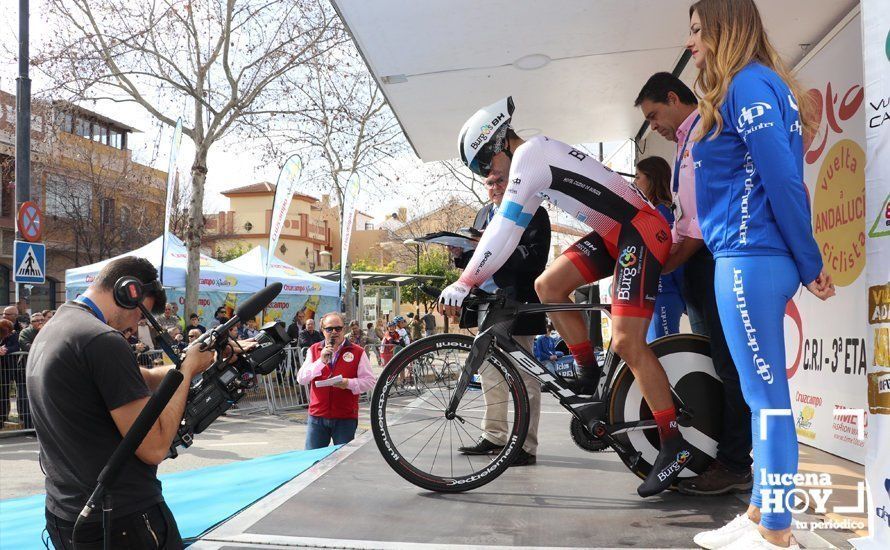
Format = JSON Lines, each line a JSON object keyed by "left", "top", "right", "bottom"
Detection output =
{"left": 14, "top": 240, "right": 46, "bottom": 284}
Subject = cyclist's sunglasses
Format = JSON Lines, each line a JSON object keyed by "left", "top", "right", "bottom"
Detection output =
{"left": 323, "top": 325, "right": 344, "bottom": 333}
{"left": 471, "top": 141, "right": 498, "bottom": 177}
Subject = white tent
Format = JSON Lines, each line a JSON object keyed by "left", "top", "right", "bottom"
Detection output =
{"left": 65, "top": 234, "right": 264, "bottom": 294}
{"left": 224, "top": 246, "right": 339, "bottom": 297}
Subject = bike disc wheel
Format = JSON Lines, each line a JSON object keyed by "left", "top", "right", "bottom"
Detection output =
{"left": 371, "top": 334, "right": 529, "bottom": 492}
{"left": 608, "top": 334, "right": 723, "bottom": 481}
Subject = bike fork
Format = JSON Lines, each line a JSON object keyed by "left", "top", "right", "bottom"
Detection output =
{"left": 445, "top": 331, "right": 494, "bottom": 419}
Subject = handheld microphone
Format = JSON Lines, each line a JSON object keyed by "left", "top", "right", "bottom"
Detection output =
{"left": 194, "top": 283, "right": 283, "bottom": 351}
{"left": 326, "top": 333, "right": 335, "bottom": 367}
{"left": 78, "top": 368, "right": 185, "bottom": 521}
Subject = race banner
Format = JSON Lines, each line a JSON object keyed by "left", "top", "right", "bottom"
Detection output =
{"left": 267, "top": 155, "right": 303, "bottom": 275}
{"left": 339, "top": 172, "right": 361, "bottom": 297}
{"left": 787, "top": 10, "right": 868, "bottom": 464}
{"left": 853, "top": 0, "right": 890, "bottom": 547}
{"left": 165, "top": 290, "right": 337, "bottom": 329}
{"left": 160, "top": 118, "right": 183, "bottom": 284}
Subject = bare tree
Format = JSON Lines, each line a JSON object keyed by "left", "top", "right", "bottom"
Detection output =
{"left": 36, "top": 0, "right": 347, "bottom": 316}
{"left": 257, "top": 29, "right": 405, "bottom": 209}
{"left": 427, "top": 159, "right": 488, "bottom": 209}
{"left": 40, "top": 136, "right": 163, "bottom": 264}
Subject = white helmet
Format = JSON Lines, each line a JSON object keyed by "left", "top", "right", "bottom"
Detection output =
{"left": 458, "top": 96, "right": 514, "bottom": 177}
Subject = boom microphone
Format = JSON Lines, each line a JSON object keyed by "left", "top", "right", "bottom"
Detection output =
{"left": 78, "top": 368, "right": 185, "bottom": 522}
{"left": 237, "top": 282, "right": 283, "bottom": 321}
{"left": 195, "top": 283, "right": 283, "bottom": 350}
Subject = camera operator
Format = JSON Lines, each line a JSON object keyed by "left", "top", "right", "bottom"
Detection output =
{"left": 26, "top": 257, "right": 216, "bottom": 549}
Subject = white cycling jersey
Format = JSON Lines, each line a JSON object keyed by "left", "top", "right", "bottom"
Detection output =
{"left": 451, "top": 136, "right": 655, "bottom": 298}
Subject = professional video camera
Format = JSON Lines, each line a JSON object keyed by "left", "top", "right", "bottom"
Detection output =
{"left": 169, "top": 319, "right": 290, "bottom": 456}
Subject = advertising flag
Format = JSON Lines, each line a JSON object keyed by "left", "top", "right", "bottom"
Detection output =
{"left": 160, "top": 118, "right": 183, "bottom": 284}
{"left": 266, "top": 155, "right": 303, "bottom": 275}
{"left": 339, "top": 172, "right": 361, "bottom": 296}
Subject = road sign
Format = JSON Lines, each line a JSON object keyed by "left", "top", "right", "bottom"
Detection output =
{"left": 17, "top": 201, "right": 43, "bottom": 243}
{"left": 14, "top": 240, "right": 45, "bottom": 284}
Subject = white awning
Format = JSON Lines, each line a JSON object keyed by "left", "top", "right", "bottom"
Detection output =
{"left": 332, "top": 0, "right": 857, "bottom": 161}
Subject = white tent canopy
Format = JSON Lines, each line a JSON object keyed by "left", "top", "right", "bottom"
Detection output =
{"left": 224, "top": 246, "right": 340, "bottom": 297}
{"left": 65, "top": 234, "right": 264, "bottom": 293}
{"left": 332, "top": 0, "right": 857, "bottom": 160}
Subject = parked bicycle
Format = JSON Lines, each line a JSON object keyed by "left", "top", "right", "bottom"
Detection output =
{"left": 370, "top": 288, "right": 724, "bottom": 492}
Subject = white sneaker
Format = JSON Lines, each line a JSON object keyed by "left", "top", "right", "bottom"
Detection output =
{"left": 719, "top": 528, "right": 799, "bottom": 550}
{"left": 693, "top": 514, "right": 756, "bottom": 549}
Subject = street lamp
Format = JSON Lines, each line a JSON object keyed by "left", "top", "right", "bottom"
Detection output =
{"left": 403, "top": 239, "right": 421, "bottom": 305}
{"left": 319, "top": 250, "right": 332, "bottom": 269}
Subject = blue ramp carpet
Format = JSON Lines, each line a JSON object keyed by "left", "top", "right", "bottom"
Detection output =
{"left": 0, "top": 446, "right": 339, "bottom": 549}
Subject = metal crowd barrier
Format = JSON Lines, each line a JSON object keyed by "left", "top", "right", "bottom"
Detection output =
{"left": 0, "top": 341, "right": 388, "bottom": 437}
{"left": 1, "top": 351, "right": 32, "bottom": 435}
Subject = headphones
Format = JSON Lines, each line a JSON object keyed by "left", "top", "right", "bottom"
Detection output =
{"left": 113, "top": 277, "right": 164, "bottom": 310}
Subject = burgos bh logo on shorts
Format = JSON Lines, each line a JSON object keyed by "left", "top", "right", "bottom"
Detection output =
{"left": 618, "top": 247, "right": 637, "bottom": 268}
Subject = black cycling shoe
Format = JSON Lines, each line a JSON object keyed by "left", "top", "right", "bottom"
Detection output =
{"left": 458, "top": 437, "right": 504, "bottom": 455}
{"left": 566, "top": 366, "right": 602, "bottom": 397}
{"left": 637, "top": 436, "right": 694, "bottom": 497}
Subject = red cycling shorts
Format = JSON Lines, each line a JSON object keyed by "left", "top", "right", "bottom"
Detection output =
{"left": 563, "top": 210, "right": 672, "bottom": 319}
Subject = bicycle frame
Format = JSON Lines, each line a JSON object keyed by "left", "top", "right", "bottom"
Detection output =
{"left": 445, "top": 291, "right": 688, "bottom": 463}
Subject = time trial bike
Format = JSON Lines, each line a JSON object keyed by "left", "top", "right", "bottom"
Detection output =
{"left": 370, "top": 288, "right": 725, "bottom": 493}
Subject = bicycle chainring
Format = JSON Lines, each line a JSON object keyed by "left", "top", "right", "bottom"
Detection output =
{"left": 569, "top": 416, "right": 611, "bottom": 453}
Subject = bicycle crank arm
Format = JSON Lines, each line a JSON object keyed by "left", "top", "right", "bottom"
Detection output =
{"left": 607, "top": 419, "right": 657, "bottom": 435}
{"left": 587, "top": 420, "right": 642, "bottom": 461}
{"left": 445, "top": 331, "right": 494, "bottom": 417}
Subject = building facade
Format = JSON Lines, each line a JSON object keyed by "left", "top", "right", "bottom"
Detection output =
{"left": 204, "top": 183, "right": 340, "bottom": 271}
{"left": 0, "top": 90, "right": 166, "bottom": 310}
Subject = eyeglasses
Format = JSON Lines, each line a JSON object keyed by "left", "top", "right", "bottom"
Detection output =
{"left": 323, "top": 326, "right": 344, "bottom": 333}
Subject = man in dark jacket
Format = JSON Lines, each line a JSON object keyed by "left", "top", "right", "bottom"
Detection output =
{"left": 297, "top": 318, "right": 324, "bottom": 349}
{"left": 450, "top": 177, "right": 550, "bottom": 466}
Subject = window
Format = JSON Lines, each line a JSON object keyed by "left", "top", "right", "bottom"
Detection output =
{"left": 109, "top": 129, "right": 122, "bottom": 149}
{"left": 75, "top": 118, "right": 90, "bottom": 138}
{"left": 0, "top": 265, "right": 9, "bottom": 307}
{"left": 29, "top": 277, "right": 58, "bottom": 311}
{"left": 45, "top": 175, "right": 92, "bottom": 220}
{"left": 120, "top": 205, "right": 131, "bottom": 226}
{"left": 101, "top": 198, "right": 115, "bottom": 225}
{"left": 91, "top": 123, "right": 107, "bottom": 144}
{"left": 364, "top": 222, "right": 375, "bottom": 230}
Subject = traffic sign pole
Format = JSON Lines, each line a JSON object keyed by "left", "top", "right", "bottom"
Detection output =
{"left": 14, "top": 0, "right": 31, "bottom": 310}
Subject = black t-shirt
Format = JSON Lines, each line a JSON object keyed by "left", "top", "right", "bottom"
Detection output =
{"left": 26, "top": 302, "right": 162, "bottom": 521}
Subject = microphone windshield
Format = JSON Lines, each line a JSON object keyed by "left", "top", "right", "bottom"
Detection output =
{"left": 236, "top": 282, "right": 283, "bottom": 321}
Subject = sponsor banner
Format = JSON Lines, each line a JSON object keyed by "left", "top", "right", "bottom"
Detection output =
{"left": 786, "top": 10, "right": 867, "bottom": 463}
{"left": 165, "top": 290, "right": 337, "bottom": 329}
{"left": 853, "top": 1, "right": 890, "bottom": 548}
{"left": 267, "top": 155, "right": 303, "bottom": 274}
{"left": 339, "top": 172, "right": 361, "bottom": 296}
{"left": 161, "top": 118, "right": 183, "bottom": 285}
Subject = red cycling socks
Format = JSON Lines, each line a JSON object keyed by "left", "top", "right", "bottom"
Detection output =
{"left": 567, "top": 340, "right": 597, "bottom": 370}
{"left": 652, "top": 407, "right": 681, "bottom": 443}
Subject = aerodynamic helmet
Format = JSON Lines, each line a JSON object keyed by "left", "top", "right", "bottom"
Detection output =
{"left": 458, "top": 96, "right": 515, "bottom": 177}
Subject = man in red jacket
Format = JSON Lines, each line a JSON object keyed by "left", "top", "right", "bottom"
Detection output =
{"left": 297, "top": 312, "right": 376, "bottom": 449}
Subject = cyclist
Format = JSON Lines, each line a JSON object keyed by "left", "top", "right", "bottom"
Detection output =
{"left": 439, "top": 97, "right": 693, "bottom": 497}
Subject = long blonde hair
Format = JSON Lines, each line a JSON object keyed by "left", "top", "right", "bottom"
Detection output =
{"left": 690, "top": 0, "right": 816, "bottom": 141}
